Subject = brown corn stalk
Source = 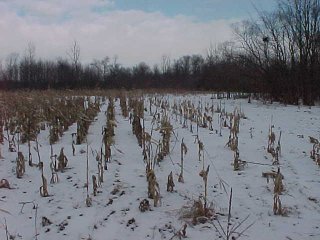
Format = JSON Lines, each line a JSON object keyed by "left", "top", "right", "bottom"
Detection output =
{"left": 39, "top": 162, "right": 49, "bottom": 197}
{"left": 178, "top": 138, "right": 187, "bottom": 183}
{"left": 167, "top": 171, "right": 175, "bottom": 192}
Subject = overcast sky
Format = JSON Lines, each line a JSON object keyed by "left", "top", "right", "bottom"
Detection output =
{"left": 0, "top": 0, "right": 276, "bottom": 66}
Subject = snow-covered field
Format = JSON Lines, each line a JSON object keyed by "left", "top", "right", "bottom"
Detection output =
{"left": 1, "top": 93, "right": 320, "bottom": 240}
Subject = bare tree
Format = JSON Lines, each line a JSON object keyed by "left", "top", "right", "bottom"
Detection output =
{"left": 67, "top": 40, "right": 80, "bottom": 67}
{"left": 161, "top": 55, "right": 171, "bottom": 75}
{"left": 26, "top": 42, "right": 36, "bottom": 64}
{"left": 101, "top": 56, "right": 110, "bottom": 78}
{"left": 21, "top": 42, "right": 36, "bottom": 86}
{"left": 5, "top": 53, "right": 19, "bottom": 82}
{"left": 66, "top": 40, "right": 81, "bottom": 85}
{"left": 234, "top": 0, "right": 320, "bottom": 104}
{"left": 206, "top": 43, "right": 219, "bottom": 66}
{"left": 191, "top": 54, "right": 204, "bottom": 75}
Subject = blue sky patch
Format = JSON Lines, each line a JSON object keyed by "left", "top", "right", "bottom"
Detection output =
{"left": 112, "top": 0, "right": 277, "bottom": 21}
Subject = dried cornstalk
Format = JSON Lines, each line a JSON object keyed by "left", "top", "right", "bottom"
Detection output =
{"left": 267, "top": 125, "right": 276, "bottom": 153}
{"left": 167, "top": 171, "right": 175, "bottom": 192}
{"left": 178, "top": 139, "right": 187, "bottom": 183}
{"left": 39, "top": 162, "right": 49, "bottom": 197}
{"left": 86, "top": 195, "right": 92, "bottom": 207}
{"left": 92, "top": 175, "right": 98, "bottom": 196}
{"left": 147, "top": 169, "right": 161, "bottom": 207}
{"left": 86, "top": 143, "right": 92, "bottom": 207}
{"left": 226, "top": 132, "right": 239, "bottom": 152}
{"left": 28, "top": 139, "right": 33, "bottom": 166}
{"left": 276, "top": 131, "right": 282, "bottom": 157}
{"left": 57, "top": 147, "right": 68, "bottom": 171}
{"left": 16, "top": 151, "right": 25, "bottom": 178}
{"left": 233, "top": 150, "right": 246, "bottom": 171}
{"left": 143, "top": 132, "right": 152, "bottom": 161}
{"left": 50, "top": 154, "right": 59, "bottom": 184}
{"left": 104, "top": 142, "right": 111, "bottom": 165}
{"left": 132, "top": 115, "right": 143, "bottom": 147}
{"left": 34, "top": 135, "right": 41, "bottom": 167}
{"left": 120, "top": 95, "right": 128, "bottom": 118}
{"left": 232, "top": 109, "right": 240, "bottom": 135}
{"left": 199, "top": 165, "right": 210, "bottom": 210}
{"left": 270, "top": 148, "right": 279, "bottom": 165}
{"left": 198, "top": 139, "right": 204, "bottom": 163}
{"left": 273, "top": 194, "right": 282, "bottom": 215}
{"left": 160, "top": 115, "right": 172, "bottom": 157}
{"left": 72, "top": 143, "right": 75, "bottom": 156}
{"left": 309, "top": 137, "right": 320, "bottom": 166}
{"left": 97, "top": 150, "right": 103, "bottom": 185}
{"left": 207, "top": 115, "right": 213, "bottom": 131}
{"left": 274, "top": 168, "right": 284, "bottom": 194}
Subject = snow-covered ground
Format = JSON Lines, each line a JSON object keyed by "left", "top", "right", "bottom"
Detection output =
{"left": 1, "top": 93, "right": 320, "bottom": 240}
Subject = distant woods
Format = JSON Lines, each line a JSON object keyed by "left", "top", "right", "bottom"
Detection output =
{"left": 1, "top": 0, "right": 320, "bottom": 105}
{"left": 0, "top": 42, "right": 251, "bottom": 92}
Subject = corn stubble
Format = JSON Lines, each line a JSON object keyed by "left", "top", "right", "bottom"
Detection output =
{"left": 0, "top": 91, "right": 307, "bottom": 239}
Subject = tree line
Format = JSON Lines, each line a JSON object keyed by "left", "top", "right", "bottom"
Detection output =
{"left": 0, "top": 0, "right": 319, "bottom": 105}
{"left": 0, "top": 41, "right": 253, "bottom": 92}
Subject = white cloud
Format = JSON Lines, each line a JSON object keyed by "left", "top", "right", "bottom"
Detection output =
{"left": 0, "top": 0, "right": 236, "bottom": 66}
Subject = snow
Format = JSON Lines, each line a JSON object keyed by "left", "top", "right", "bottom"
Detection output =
{"left": 1, "top": 93, "right": 320, "bottom": 240}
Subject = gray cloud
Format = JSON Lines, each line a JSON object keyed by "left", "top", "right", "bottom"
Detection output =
{"left": 0, "top": 0, "right": 236, "bottom": 66}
